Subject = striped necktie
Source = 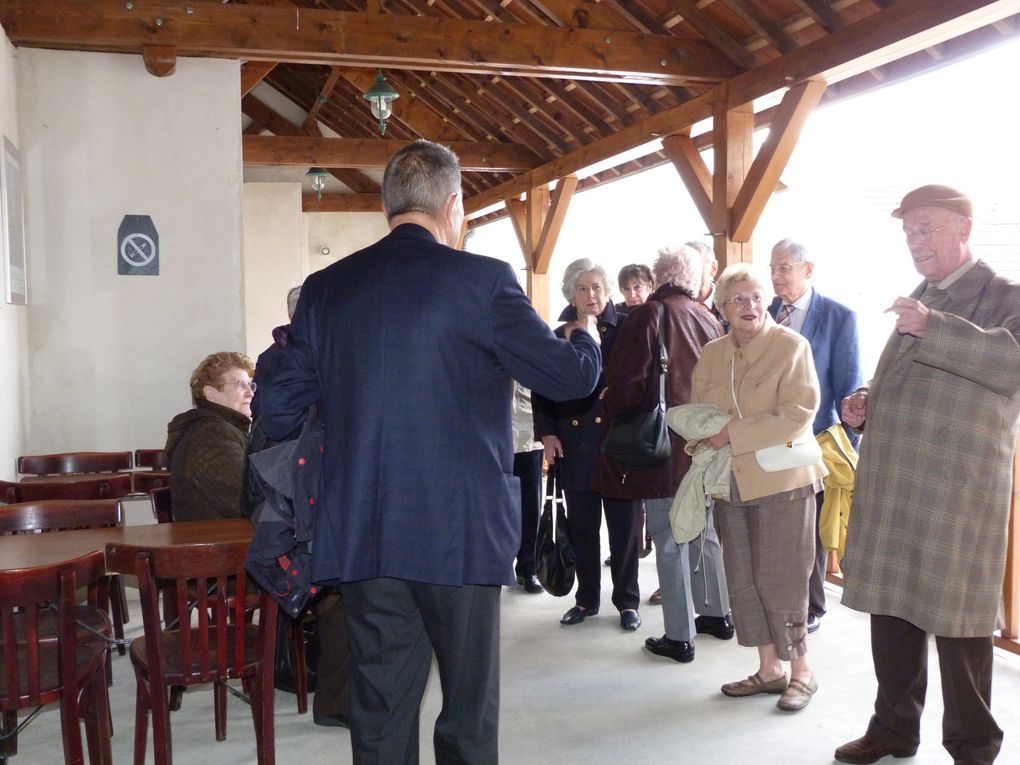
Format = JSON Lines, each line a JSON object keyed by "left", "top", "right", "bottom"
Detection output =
{"left": 777, "top": 303, "right": 793, "bottom": 327}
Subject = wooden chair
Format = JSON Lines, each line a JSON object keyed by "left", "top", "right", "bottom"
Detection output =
{"left": 132, "top": 450, "right": 169, "bottom": 494}
{"left": 17, "top": 451, "right": 133, "bottom": 476}
{"left": 147, "top": 487, "right": 308, "bottom": 714}
{"left": 0, "top": 474, "right": 133, "bottom": 504}
{"left": 0, "top": 500, "right": 130, "bottom": 657}
{"left": 105, "top": 541, "right": 277, "bottom": 765}
{"left": 0, "top": 550, "right": 113, "bottom": 765}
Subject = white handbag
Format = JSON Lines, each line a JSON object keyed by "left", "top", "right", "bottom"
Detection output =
{"left": 731, "top": 358, "right": 821, "bottom": 473}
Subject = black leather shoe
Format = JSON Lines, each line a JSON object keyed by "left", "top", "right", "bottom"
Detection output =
{"left": 314, "top": 712, "right": 351, "bottom": 729}
{"left": 807, "top": 613, "right": 821, "bottom": 633}
{"left": 695, "top": 614, "right": 735, "bottom": 640}
{"left": 620, "top": 609, "right": 641, "bottom": 631}
{"left": 644, "top": 635, "right": 694, "bottom": 663}
{"left": 516, "top": 573, "right": 545, "bottom": 594}
{"left": 560, "top": 605, "right": 598, "bottom": 625}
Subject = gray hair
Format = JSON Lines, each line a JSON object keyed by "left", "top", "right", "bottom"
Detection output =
{"left": 715, "top": 263, "right": 773, "bottom": 306}
{"left": 560, "top": 258, "right": 614, "bottom": 302}
{"left": 771, "top": 238, "right": 809, "bottom": 262}
{"left": 382, "top": 140, "right": 461, "bottom": 221}
{"left": 653, "top": 245, "right": 703, "bottom": 297}
{"left": 286, "top": 285, "right": 302, "bottom": 319}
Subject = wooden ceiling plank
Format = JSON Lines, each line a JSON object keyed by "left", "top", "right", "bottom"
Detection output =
{"left": 0, "top": 1, "right": 739, "bottom": 87}
{"left": 241, "top": 61, "right": 277, "bottom": 96}
{"left": 474, "top": 79, "right": 573, "bottom": 153}
{"left": 790, "top": 0, "right": 847, "bottom": 33}
{"left": 243, "top": 135, "right": 542, "bottom": 172}
{"left": 724, "top": 0, "right": 800, "bottom": 54}
{"left": 660, "top": 134, "right": 713, "bottom": 230}
{"left": 465, "top": 0, "right": 1020, "bottom": 215}
{"left": 535, "top": 175, "right": 578, "bottom": 270}
{"left": 303, "top": 193, "right": 383, "bottom": 213}
{"left": 663, "top": 0, "right": 759, "bottom": 70}
{"left": 730, "top": 79, "right": 827, "bottom": 241}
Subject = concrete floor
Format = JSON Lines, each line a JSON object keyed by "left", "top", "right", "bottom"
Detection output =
{"left": 11, "top": 552, "right": 1020, "bottom": 765}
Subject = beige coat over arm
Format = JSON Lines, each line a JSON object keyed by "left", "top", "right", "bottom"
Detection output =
{"left": 841, "top": 260, "right": 1020, "bottom": 637}
{"left": 691, "top": 318, "right": 826, "bottom": 502}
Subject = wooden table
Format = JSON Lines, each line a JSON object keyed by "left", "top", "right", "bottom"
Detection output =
{"left": 0, "top": 518, "right": 253, "bottom": 571}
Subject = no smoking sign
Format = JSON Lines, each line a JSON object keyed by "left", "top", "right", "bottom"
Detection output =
{"left": 118, "top": 215, "right": 159, "bottom": 275}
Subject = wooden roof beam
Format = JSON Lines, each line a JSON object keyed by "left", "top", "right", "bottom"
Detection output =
{"left": 241, "top": 61, "right": 277, "bottom": 97}
{"left": 243, "top": 135, "right": 542, "bottom": 172}
{"left": 663, "top": 0, "right": 758, "bottom": 70}
{"left": 303, "top": 193, "right": 383, "bottom": 213}
{"left": 0, "top": 0, "right": 738, "bottom": 87}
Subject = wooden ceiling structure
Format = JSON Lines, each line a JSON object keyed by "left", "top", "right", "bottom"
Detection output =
{"left": 2, "top": 0, "right": 1020, "bottom": 311}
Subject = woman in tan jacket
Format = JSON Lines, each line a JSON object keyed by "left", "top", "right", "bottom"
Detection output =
{"left": 690, "top": 263, "right": 826, "bottom": 712}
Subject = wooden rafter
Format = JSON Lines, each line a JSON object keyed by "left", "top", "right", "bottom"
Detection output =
{"left": 243, "top": 135, "right": 542, "bottom": 172}
{"left": 303, "top": 68, "right": 344, "bottom": 132}
{"left": 724, "top": 0, "right": 800, "bottom": 55}
{"left": 303, "top": 193, "right": 383, "bottom": 213}
{"left": 663, "top": 0, "right": 758, "bottom": 70}
{"left": 0, "top": 0, "right": 739, "bottom": 87}
{"left": 241, "top": 61, "right": 277, "bottom": 97}
{"left": 661, "top": 133, "right": 712, "bottom": 227}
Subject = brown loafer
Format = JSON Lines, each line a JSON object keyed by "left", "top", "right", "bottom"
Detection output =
{"left": 648, "top": 588, "right": 662, "bottom": 606}
{"left": 834, "top": 734, "right": 917, "bottom": 764}
{"left": 776, "top": 674, "right": 818, "bottom": 711}
{"left": 720, "top": 672, "right": 787, "bottom": 697}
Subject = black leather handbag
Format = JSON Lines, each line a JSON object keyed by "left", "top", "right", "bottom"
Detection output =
{"left": 535, "top": 463, "right": 576, "bottom": 597}
{"left": 601, "top": 302, "right": 672, "bottom": 466}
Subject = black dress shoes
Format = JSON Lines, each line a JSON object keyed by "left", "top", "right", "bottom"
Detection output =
{"left": 560, "top": 605, "right": 599, "bottom": 625}
{"left": 834, "top": 734, "right": 917, "bottom": 764}
{"left": 620, "top": 610, "right": 641, "bottom": 631}
{"left": 516, "top": 573, "right": 545, "bottom": 594}
{"left": 695, "top": 614, "right": 735, "bottom": 640}
{"left": 644, "top": 635, "right": 694, "bottom": 663}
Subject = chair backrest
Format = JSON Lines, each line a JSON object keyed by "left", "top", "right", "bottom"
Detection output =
{"left": 134, "top": 449, "right": 168, "bottom": 470}
{"left": 106, "top": 540, "right": 278, "bottom": 689}
{"left": 149, "top": 486, "right": 174, "bottom": 524}
{"left": 0, "top": 473, "right": 133, "bottom": 503}
{"left": 17, "top": 451, "right": 133, "bottom": 476}
{"left": 0, "top": 499, "right": 121, "bottom": 536}
{"left": 0, "top": 550, "right": 108, "bottom": 710}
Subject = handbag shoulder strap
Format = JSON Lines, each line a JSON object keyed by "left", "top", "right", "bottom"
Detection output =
{"left": 730, "top": 355, "right": 743, "bottom": 419}
{"left": 654, "top": 302, "right": 667, "bottom": 406}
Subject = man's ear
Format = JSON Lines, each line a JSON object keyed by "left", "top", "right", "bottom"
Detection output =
{"left": 804, "top": 261, "right": 815, "bottom": 279}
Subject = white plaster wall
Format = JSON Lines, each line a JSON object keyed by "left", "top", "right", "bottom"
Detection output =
{"left": 18, "top": 50, "right": 243, "bottom": 454}
{"left": 0, "top": 35, "right": 26, "bottom": 479}
{"left": 305, "top": 211, "right": 388, "bottom": 273}
{"left": 243, "top": 182, "right": 305, "bottom": 356}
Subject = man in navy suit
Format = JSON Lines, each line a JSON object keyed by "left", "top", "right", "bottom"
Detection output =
{"left": 260, "top": 140, "right": 601, "bottom": 765}
{"left": 768, "top": 238, "right": 862, "bottom": 633}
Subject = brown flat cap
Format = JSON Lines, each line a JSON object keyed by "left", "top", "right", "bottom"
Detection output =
{"left": 891, "top": 184, "right": 973, "bottom": 219}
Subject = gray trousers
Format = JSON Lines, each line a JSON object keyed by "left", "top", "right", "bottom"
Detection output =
{"left": 340, "top": 578, "right": 500, "bottom": 765}
{"left": 645, "top": 497, "right": 730, "bottom": 642}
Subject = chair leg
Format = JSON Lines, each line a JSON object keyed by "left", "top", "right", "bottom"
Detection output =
{"left": 109, "top": 575, "right": 128, "bottom": 656}
{"left": 84, "top": 666, "right": 114, "bottom": 765}
{"left": 168, "top": 686, "right": 184, "bottom": 712}
{"left": 253, "top": 673, "right": 276, "bottom": 765}
{"left": 214, "top": 681, "right": 227, "bottom": 741}
{"left": 133, "top": 678, "right": 151, "bottom": 765}
{"left": 58, "top": 681, "right": 85, "bottom": 765}
{"left": 291, "top": 617, "right": 308, "bottom": 715}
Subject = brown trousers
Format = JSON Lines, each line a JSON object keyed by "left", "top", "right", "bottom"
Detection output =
{"left": 867, "top": 614, "right": 1003, "bottom": 764}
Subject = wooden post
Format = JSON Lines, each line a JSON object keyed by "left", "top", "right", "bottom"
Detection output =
{"left": 711, "top": 89, "right": 753, "bottom": 268}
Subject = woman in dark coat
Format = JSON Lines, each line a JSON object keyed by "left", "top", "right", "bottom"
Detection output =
{"left": 596, "top": 246, "right": 730, "bottom": 662}
{"left": 533, "top": 258, "right": 643, "bottom": 631}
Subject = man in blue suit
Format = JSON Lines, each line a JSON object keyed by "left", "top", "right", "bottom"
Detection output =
{"left": 260, "top": 140, "right": 601, "bottom": 765}
{"left": 768, "top": 238, "right": 862, "bottom": 633}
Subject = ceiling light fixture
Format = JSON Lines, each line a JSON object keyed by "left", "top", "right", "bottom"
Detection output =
{"left": 362, "top": 70, "right": 399, "bottom": 136}
{"left": 305, "top": 166, "right": 328, "bottom": 200}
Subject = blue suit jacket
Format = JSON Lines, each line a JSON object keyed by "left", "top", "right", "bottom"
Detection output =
{"left": 768, "top": 289, "right": 862, "bottom": 438}
{"left": 260, "top": 224, "right": 601, "bottom": 587}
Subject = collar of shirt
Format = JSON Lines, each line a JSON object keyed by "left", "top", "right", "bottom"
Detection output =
{"left": 936, "top": 256, "right": 978, "bottom": 289}
{"left": 783, "top": 286, "right": 813, "bottom": 333}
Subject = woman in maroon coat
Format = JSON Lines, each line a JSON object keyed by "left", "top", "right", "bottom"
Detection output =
{"left": 596, "top": 246, "right": 732, "bottom": 663}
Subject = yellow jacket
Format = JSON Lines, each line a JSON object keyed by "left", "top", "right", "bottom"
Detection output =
{"left": 817, "top": 423, "right": 858, "bottom": 559}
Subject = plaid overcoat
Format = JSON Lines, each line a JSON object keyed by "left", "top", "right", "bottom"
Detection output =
{"left": 842, "top": 260, "right": 1020, "bottom": 637}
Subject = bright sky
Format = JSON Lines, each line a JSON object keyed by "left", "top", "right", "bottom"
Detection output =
{"left": 469, "top": 35, "right": 1020, "bottom": 378}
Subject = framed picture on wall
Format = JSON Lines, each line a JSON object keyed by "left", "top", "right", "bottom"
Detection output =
{"left": 1, "top": 136, "right": 26, "bottom": 305}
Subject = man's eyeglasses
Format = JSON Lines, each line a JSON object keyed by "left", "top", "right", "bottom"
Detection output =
{"left": 724, "top": 294, "right": 764, "bottom": 306}
{"left": 903, "top": 221, "right": 954, "bottom": 241}
{"left": 768, "top": 263, "right": 807, "bottom": 275}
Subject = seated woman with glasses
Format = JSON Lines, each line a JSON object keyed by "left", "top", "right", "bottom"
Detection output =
{"left": 165, "top": 351, "right": 256, "bottom": 521}
{"left": 689, "top": 264, "right": 826, "bottom": 713}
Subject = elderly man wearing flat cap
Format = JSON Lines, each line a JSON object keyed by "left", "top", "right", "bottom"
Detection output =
{"left": 835, "top": 185, "right": 1020, "bottom": 765}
